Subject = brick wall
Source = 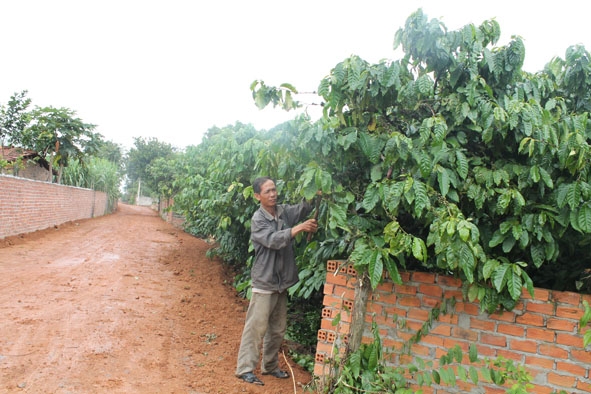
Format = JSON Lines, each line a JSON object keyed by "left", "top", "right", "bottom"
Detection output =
{"left": 0, "top": 175, "right": 110, "bottom": 239}
{"left": 157, "top": 197, "right": 185, "bottom": 228}
{"left": 316, "top": 260, "right": 591, "bottom": 394}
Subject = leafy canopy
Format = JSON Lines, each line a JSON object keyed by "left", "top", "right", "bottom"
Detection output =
{"left": 174, "top": 9, "right": 591, "bottom": 315}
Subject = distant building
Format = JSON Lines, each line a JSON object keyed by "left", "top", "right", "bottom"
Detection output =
{"left": 0, "top": 146, "right": 53, "bottom": 181}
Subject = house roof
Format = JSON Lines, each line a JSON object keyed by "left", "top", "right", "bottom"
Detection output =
{"left": 1, "top": 146, "right": 53, "bottom": 172}
{"left": 1, "top": 147, "right": 39, "bottom": 162}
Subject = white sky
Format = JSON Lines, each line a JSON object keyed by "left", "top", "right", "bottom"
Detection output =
{"left": 1, "top": 1, "right": 589, "bottom": 151}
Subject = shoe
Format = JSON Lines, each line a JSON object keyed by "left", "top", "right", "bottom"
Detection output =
{"left": 238, "top": 372, "right": 264, "bottom": 385}
{"left": 262, "top": 369, "right": 289, "bottom": 379}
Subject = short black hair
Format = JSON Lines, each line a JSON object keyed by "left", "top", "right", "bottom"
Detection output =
{"left": 253, "top": 176, "right": 274, "bottom": 194}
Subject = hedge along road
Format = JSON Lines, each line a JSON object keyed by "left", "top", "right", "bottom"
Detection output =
{"left": 0, "top": 203, "right": 312, "bottom": 394}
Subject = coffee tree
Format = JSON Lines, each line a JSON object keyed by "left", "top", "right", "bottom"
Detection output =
{"left": 250, "top": 9, "right": 591, "bottom": 314}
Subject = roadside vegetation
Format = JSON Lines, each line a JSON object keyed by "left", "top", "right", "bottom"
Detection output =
{"left": 3, "top": 8, "right": 590, "bottom": 393}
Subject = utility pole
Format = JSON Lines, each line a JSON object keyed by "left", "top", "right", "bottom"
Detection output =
{"left": 136, "top": 178, "right": 141, "bottom": 204}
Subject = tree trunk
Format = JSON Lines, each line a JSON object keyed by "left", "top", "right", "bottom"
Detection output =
{"left": 348, "top": 272, "right": 371, "bottom": 354}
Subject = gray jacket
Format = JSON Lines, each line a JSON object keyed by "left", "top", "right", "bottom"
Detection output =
{"left": 250, "top": 201, "right": 313, "bottom": 292}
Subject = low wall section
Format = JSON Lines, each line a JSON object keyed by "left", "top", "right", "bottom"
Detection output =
{"left": 0, "top": 175, "right": 110, "bottom": 239}
{"left": 316, "top": 260, "right": 591, "bottom": 394}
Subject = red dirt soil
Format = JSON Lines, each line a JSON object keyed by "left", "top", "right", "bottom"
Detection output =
{"left": 0, "top": 204, "right": 313, "bottom": 394}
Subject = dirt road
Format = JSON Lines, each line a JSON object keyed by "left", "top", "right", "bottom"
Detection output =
{"left": 0, "top": 204, "right": 312, "bottom": 394}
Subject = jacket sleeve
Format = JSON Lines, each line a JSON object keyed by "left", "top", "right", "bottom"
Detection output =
{"left": 284, "top": 200, "right": 314, "bottom": 225}
{"left": 250, "top": 211, "right": 292, "bottom": 250}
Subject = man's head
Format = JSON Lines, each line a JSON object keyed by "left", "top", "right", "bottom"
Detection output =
{"left": 253, "top": 177, "right": 277, "bottom": 213}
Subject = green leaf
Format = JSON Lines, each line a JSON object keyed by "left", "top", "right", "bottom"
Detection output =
{"left": 438, "top": 167, "right": 450, "bottom": 197}
{"left": 492, "top": 264, "right": 510, "bottom": 292}
{"left": 362, "top": 183, "right": 381, "bottom": 212}
{"left": 413, "top": 180, "right": 430, "bottom": 217}
{"left": 412, "top": 237, "right": 427, "bottom": 262}
{"left": 432, "top": 370, "right": 441, "bottom": 385}
{"left": 368, "top": 250, "right": 384, "bottom": 289}
{"left": 482, "top": 259, "right": 499, "bottom": 280}
{"left": 358, "top": 131, "right": 383, "bottom": 164}
{"left": 578, "top": 204, "right": 591, "bottom": 233}
{"left": 567, "top": 182, "right": 581, "bottom": 209}
{"left": 489, "top": 230, "right": 505, "bottom": 248}
{"left": 507, "top": 266, "right": 522, "bottom": 300}
{"left": 468, "top": 344, "right": 478, "bottom": 363}
{"left": 459, "top": 243, "right": 475, "bottom": 283}
{"left": 469, "top": 366, "right": 479, "bottom": 384}
{"left": 455, "top": 150, "right": 469, "bottom": 179}
{"left": 328, "top": 201, "right": 348, "bottom": 231}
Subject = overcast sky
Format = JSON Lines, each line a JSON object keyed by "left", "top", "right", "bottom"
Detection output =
{"left": 1, "top": 1, "right": 589, "bottom": 151}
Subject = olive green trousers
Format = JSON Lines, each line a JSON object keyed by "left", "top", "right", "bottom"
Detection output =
{"left": 235, "top": 291, "right": 288, "bottom": 376}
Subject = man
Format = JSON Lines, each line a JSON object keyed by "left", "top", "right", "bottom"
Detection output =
{"left": 236, "top": 176, "right": 318, "bottom": 385}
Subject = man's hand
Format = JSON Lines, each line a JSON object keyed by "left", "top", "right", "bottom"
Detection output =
{"left": 291, "top": 219, "right": 318, "bottom": 238}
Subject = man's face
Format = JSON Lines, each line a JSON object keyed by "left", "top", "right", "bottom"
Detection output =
{"left": 255, "top": 179, "right": 277, "bottom": 212}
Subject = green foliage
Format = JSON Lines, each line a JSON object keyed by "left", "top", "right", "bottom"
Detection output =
{"left": 22, "top": 106, "right": 101, "bottom": 184}
{"left": 124, "top": 137, "right": 176, "bottom": 198}
{"left": 0, "top": 90, "right": 31, "bottom": 146}
{"left": 62, "top": 156, "right": 122, "bottom": 206}
{"left": 145, "top": 10, "right": 591, "bottom": 391}
{"left": 246, "top": 9, "right": 591, "bottom": 314}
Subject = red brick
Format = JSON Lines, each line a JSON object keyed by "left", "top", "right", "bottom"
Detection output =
{"left": 572, "top": 348, "right": 591, "bottom": 363}
{"left": 410, "top": 343, "right": 431, "bottom": 356}
{"left": 552, "top": 291, "right": 581, "bottom": 306}
{"left": 399, "top": 296, "right": 420, "bottom": 307}
{"left": 547, "top": 372, "right": 576, "bottom": 387}
{"left": 470, "top": 317, "right": 496, "bottom": 331}
{"left": 372, "top": 291, "right": 397, "bottom": 304}
{"left": 326, "top": 272, "right": 350, "bottom": 287}
{"left": 442, "top": 338, "right": 470, "bottom": 351}
{"left": 326, "top": 260, "right": 340, "bottom": 272}
{"left": 451, "top": 327, "right": 478, "bottom": 342}
{"left": 322, "top": 295, "right": 343, "bottom": 308}
{"left": 576, "top": 379, "right": 591, "bottom": 392}
{"left": 547, "top": 318, "right": 577, "bottom": 332}
{"left": 407, "top": 308, "right": 430, "bottom": 322}
{"left": 526, "top": 384, "right": 556, "bottom": 394}
{"left": 421, "top": 334, "right": 445, "bottom": 347}
{"left": 400, "top": 271, "right": 411, "bottom": 281}
{"left": 394, "top": 284, "right": 417, "bottom": 295}
{"left": 497, "top": 323, "right": 524, "bottom": 337}
{"left": 442, "top": 289, "right": 464, "bottom": 301}
{"left": 412, "top": 271, "right": 435, "bottom": 283}
{"left": 555, "top": 305, "right": 583, "bottom": 320}
{"left": 480, "top": 333, "right": 507, "bottom": 347}
{"left": 437, "top": 275, "right": 462, "bottom": 288}
{"left": 365, "top": 303, "right": 383, "bottom": 315}
{"left": 515, "top": 312, "right": 544, "bottom": 326}
{"left": 438, "top": 313, "right": 459, "bottom": 324}
{"left": 495, "top": 349, "right": 524, "bottom": 362}
{"left": 509, "top": 338, "right": 537, "bottom": 353}
{"left": 527, "top": 327, "right": 555, "bottom": 342}
{"left": 539, "top": 343, "right": 569, "bottom": 359}
{"left": 490, "top": 310, "right": 517, "bottom": 323}
{"left": 383, "top": 306, "right": 407, "bottom": 319}
{"left": 456, "top": 302, "right": 480, "bottom": 315}
{"left": 375, "top": 281, "right": 393, "bottom": 292}
{"left": 556, "top": 361, "right": 587, "bottom": 377}
{"left": 521, "top": 287, "right": 550, "bottom": 301}
{"left": 422, "top": 295, "right": 442, "bottom": 307}
{"left": 525, "top": 301, "right": 555, "bottom": 315}
{"left": 556, "top": 333, "right": 584, "bottom": 347}
{"left": 419, "top": 283, "right": 443, "bottom": 298}
{"left": 431, "top": 324, "right": 451, "bottom": 336}
{"left": 323, "top": 283, "right": 334, "bottom": 295}
{"left": 525, "top": 355, "right": 554, "bottom": 369}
